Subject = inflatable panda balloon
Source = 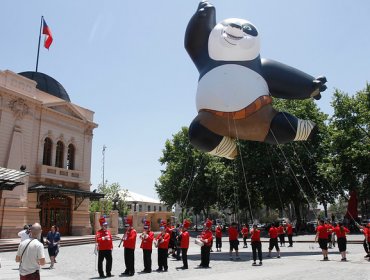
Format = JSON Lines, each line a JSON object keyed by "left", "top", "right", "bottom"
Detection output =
{"left": 185, "top": 1, "right": 327, "bottom": 159}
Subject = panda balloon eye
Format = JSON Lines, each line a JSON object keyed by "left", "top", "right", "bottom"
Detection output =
{"left": 243, "top": 25, "right": 252, "bottom": 32}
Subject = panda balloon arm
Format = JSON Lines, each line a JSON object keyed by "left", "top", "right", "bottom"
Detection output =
{"left": 261, "top": 58, "right": 327, "bottom": 100}
{"left": 185, "top": 1, "right": 216, "bottom": 72}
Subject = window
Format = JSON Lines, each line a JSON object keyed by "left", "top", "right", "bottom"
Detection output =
{"left": 55, "top": 141, "right": 64, "bottom": 168}
{"left": 127, "top": 204, "right": 132, "bottom": 210}
{"left": 138, "top": 204, "right": 142, "bottom": 212}
{"left": 159, "top": 206, "right": 162, "bottom": 212}
{"left": 154, "top": 206, "right": 157, "bottom": 212}
{"left": 67, "top": 144, "right": 75, "bottom": 170}
{"left": 42, "top": 138, "right": 52, "bottom": 166}
{"left": 147, "top": 205, "right": 151, "bottom": 212}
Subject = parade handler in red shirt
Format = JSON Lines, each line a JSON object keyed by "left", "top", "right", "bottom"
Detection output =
{"left": 241, "top": 224, "right": 249, "bottom": 248}
{"left": 215, "top": 224, "right": 223, "bottom": 252}
{"left": 286, "top": 222, "right": 294, "bottom": 247}
{"left": 95, "top": 217, "right": 113, "bottom": 278}
{"left": 140, "top": 220, "right": 154, "bottom": 273}
{"left": 197, "top": 219, "right": 213, "bottom": 268}
{"left": 250, "top": 224, "right": 262, "bottom": 266}
{"left": 358, "top": 223, "right": 370, "bottom": 260}
{"left": 228, "top": 222, "right": 240, "bottom": 260}
{"left": 332, "top": 222, "right": 350, "bottom": 261}
{"left": 121, "top": 217, "right": 137, "bottom": 276}
{"left": 178, "top": 219, "right": 191, "bottom": 269}
{"left": 315, "top": 219, "right": 330, "bottom": 261}
{"left": 155, "top": 221, "right": 171, "bottom": 272}
{"left": 267, "top": 223, "right": 281, "bottom": 258}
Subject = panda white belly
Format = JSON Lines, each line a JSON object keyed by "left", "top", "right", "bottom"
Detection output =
{"left": 196, "top": 64, "right": 269, "bottom": 112}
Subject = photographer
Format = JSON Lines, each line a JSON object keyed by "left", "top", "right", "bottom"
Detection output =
{"left": 18, "top": 224, "right": 31, "bottom": 242}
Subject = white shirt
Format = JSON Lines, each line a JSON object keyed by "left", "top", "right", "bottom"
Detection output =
{"left": 16, "top": 239, "right": 45, "bottom": 276}
{"left": 18, "top": 229, "right": 30, "bottom": 242}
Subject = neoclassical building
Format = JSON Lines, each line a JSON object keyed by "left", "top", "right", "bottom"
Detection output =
{"left": 0, "top": 70, "right": 102, "bottom": 238}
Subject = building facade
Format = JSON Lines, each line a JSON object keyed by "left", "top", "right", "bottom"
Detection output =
{"left": 0, "top": 70, "right": 102, "bottom": 238}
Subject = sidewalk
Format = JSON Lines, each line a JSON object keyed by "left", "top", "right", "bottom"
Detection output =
{"left": 1, "top": 235, "right": 368, "bottom": 280}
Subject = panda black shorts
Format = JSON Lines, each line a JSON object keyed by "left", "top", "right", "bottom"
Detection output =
{"left": 229, "top": 240, "right": 239, "bottom": 251}
{"left": 337, "top": 237, "right": 347, "bottom": 252}
{"left": 318, "top": 238, "right": 328, "bottom": 250}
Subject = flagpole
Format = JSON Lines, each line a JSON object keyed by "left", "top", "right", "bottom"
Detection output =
{"left": 35, "top": 16, "right": 43, "bottom": 72}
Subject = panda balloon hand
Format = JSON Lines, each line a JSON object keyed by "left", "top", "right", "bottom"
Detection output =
{"left": 311, "top": 76, "right": 327, "bottom": 100}
{"left": 198, "top": 0, "right": 213, "bottom": 11}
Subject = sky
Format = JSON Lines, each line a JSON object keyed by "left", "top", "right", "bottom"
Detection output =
{"left": 1, "top": 1, "right": 369, "bottom": 199}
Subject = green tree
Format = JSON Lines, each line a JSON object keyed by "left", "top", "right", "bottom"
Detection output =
{"left": 90, "top": 182, "right": 128, "bottom": 217}
{"left": 325, "top": 85, "right": 370, "bottom": 218}
{"left": 155, "top": 127, "right": 232, "bottom": 218}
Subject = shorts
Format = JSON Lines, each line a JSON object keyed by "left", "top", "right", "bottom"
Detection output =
{"left": 269, "top": 238, "right": 279, "bottom": 251}
{"left": 48, "top": 246, "right": 58, "bottom": 257}
{"left": 229, "top": 240, "right": 239, "bottom": 251}
{"left": 337, "top": 237, "right": 347, "bottom": 252}
{"left": 318, "top": 238, "right": 328, "bottom": 250}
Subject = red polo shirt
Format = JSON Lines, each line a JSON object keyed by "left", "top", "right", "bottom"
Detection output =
{"left": 140, "top": 231, "right": 154, "bottom": 250}
{"left": 287, "top": 224, "right": 293, "bottom": 235}
{"left": 250, "top": 229, "right": 261, "bottom": 242}
{"left": 180, "top": 230, "right": 190, "bottom": 249}
{"left": 241, "top": 227, "right": 249, "bottom": 237}
{"left": 215, "top": 227, "right": 222, "bottom": 238}
{"left": 228, "top": 227, "right": 239, "bottom": 241}
{"left": 332, "top": 226, "right": 350, "bottom": 238}
{"left": 123, "top": 228, "right": 137, "bottom": 249}
{"left": 317, "top": 225, "right": 329, "bottom": 239}
{"left": 269, "top": 227, "right": 278, "bottom": 239}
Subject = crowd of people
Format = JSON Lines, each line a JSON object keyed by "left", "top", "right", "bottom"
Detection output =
{"left": 14, "top": 219, "right": 370, "bottom": 279}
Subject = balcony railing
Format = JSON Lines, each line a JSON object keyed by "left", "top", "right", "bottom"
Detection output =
{"left": 38, "top": 165, "right": 84, "bottom": 183}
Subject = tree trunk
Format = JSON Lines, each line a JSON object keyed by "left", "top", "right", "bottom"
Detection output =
{"left": 293, "top": 200, "right": 302, "bottom": 230}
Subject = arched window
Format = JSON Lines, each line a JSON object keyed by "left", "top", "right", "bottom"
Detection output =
{"left": 42, "top": 138, "right": 52, "bottom": 166}
{"left": 67, "top": 144, "right": 75, "bottom": 170}
{"left": 147, "top": 205, "right": 151, "bottom": 212}
{"left": 55, "top": 141, "right": 64, "bottom": 168}
{"left": 154, "top": 206, "right": 157, "bottom": 212}
{"left": 139, "top": 204, "right": 142, "bottom": 212}
{"left": 159, "top": 206, "right": 162, "bottom": 212}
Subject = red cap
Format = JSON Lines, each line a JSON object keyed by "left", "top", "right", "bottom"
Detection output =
{"left": 99, "top": 217, "right": 107, "bottom": 226}
{"left": 144, "top": 220, "right": 151, "bottom": 229}
{"left": 204, "top": 219, "right": 212, "bottom": 228}
{"left": 183, "top": 220, "right": 191, "bottom": 229}
{"left": 160, "top": 220, "right": 167, "bottom": 227}
{"left": 124, "top": 216, "right": 133, "bottom": 227}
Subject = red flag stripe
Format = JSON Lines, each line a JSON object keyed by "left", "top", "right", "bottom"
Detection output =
{"left": 42, "top": 18, "right": 53, "bottom": 49}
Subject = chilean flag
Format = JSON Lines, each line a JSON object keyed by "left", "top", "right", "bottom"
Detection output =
{"left": 42, "top": 18, "right": 53, "bottom": 49}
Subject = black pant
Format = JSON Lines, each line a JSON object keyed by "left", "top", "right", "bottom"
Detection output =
{"left": 181, "top": 248, "right": 188, "bottom": 268}
{"left": 363, "top": 238, "right": 369, "bottom": 254}
{"left": 201, "top": 246, "right": 211, "bottom": 267}
{"left": 142, "top": 249, "right": 152, "bottom": 272}
{"left": 216, "top": 237, "right": 222, "bottom": 249}
{"left": 251, "top": 241, "right": 262, "bottom": 262}
{"left": 157, "top": 248, "right": 168, "bottom": 270}
{"left": 98, "top": 250, "right": 112, "bottom": 276}
{"left": 124, "top": 248, "right": 135, "bottom": 274}
{"left": 288, "top": 234, "right": 293, "bottom": 246}
{"left": 243, "top": 236, "right": 248, "bottom": 246}
{"left": 279, "top": 234, "right": 285, "bottom": 245}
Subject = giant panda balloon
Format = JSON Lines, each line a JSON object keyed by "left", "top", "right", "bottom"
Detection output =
{"left": 185, "top": 1, "right": 327, "bottom": 159}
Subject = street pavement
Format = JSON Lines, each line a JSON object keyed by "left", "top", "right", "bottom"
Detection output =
{"left": 1, "top": 234, "right": 369, "bottom": 280}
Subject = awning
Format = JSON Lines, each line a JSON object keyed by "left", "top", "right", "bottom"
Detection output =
{"left": 0, "top": 167, "right": 28, "bottom": 191}
{"left": 29, "top": 184, "right": 105, "bottom": 210}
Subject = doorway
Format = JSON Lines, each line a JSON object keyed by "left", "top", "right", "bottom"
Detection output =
{"left": 40, "top": 193, "right": 72, "bottom": 236}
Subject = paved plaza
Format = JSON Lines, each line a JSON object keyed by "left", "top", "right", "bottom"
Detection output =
{"left": 1, "top": 235, "right": 369, "bottom": 280}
